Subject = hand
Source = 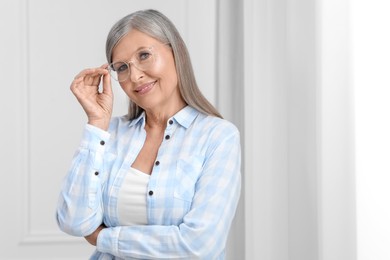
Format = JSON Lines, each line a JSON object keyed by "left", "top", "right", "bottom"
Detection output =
{"left": 84, "top": 224, "right": 106, "bottom": 246}
{"left": 70, "top": 64, "right": 113, "bottom": 131}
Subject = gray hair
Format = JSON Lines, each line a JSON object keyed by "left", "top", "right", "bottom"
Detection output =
{"left": 106, "top": 9, "right": 222, "bottom": 119}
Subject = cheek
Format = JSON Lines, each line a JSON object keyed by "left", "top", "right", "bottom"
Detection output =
{"left": 155, "top": 61, "right": 178, "bottom": 86}
{"left": 119, "top": 82, "right": 127, "bottom": 91}
{"left": 119, "top": 82, "right": 135, "bottom": 98}
{"left": 161, "top": 65, "right": 177, "bottom": 81}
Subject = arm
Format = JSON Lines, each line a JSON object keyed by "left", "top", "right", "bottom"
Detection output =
{"left": 96, "top": 125, "right": 241, "bottom": 259}
{"left": 56, "top": 65, "right": 113, "bottom": 236}
{"left": 56, "top": 124, "right": 111, "bottom": 237}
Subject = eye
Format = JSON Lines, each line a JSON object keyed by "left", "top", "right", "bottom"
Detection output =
{"left": 114, "top": 63, "right": 128, "bottom": 73}
{"left": 138, "top": 51, "right": 152, "bottom": 61}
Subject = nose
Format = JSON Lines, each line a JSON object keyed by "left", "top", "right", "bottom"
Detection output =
{"left": 129, "top": 63, "right": 144, "bottom": 82}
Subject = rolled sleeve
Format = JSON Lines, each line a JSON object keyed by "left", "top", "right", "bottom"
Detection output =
{"left": 82, "top": 124, "right": 111, "bottom": 152}
{"left": 56, "top": 124, "right": 111, "bottom": 237}
{"left": 97, "top": 227, "right": 120, "bottom": 256}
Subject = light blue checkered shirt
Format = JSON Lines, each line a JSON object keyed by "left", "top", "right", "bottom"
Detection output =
{"left": 56, "top": 106, "right": 241, "bottom": 259}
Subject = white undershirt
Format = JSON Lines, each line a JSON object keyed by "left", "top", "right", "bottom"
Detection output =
{"left": 117, "top": 167, "right": 150, "bottom": 226}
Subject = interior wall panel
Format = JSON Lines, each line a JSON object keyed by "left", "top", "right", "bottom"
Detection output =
{"left": 1, "top": 0, "right": 221, "bottom": 258}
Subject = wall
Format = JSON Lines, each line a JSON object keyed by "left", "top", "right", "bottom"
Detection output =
{"left": 0, "top": 0, "right": 356, "bottom": 259}
{"left": 242, "top": 0, "right": 355, "bottom": 259}
{"left": 352, "top": 1, "right": 390, "bottom": 259}
{"left": 0, "top": 0, "right": 230, "bottom": 258}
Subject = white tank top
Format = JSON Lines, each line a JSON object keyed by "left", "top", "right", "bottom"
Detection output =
{"left": 117, "top": 167, "right": 150, "bottom": 226}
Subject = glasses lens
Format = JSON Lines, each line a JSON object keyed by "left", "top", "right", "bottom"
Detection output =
{"left": 108, "top": 47, "right": 155, "bottom": 82}
{"left": 109, "top": 62, "right": 129, "bottom": 82}
{"left": 134, "top": 48, "right": 154, "bottom": 70}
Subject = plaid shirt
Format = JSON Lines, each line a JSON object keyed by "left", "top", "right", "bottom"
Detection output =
{"left": 56, "top": 106, "right": 241, "bottom": 259}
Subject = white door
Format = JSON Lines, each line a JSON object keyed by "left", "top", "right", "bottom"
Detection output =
{"left": 0, "top": 0, "right": 227, "bottom": 259}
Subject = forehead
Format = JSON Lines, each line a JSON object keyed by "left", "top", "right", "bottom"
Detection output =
{"left": 112, "top": 29, "right": 160, "bottom": 61}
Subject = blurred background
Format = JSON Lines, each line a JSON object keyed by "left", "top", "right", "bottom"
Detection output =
{"left": 0, "top": 0, "right": 388, "bottom": 259}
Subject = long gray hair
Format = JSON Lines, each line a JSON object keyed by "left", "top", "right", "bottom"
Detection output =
{"left": 106, "top": 9, "right": 222, "bottom": 119}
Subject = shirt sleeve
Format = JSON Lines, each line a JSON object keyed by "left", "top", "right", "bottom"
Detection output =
{"left": 56, "top": 124, "right": 111, "bottom": 237}
{"left": 96, "top": 123, "right": 242, "bottom": 259}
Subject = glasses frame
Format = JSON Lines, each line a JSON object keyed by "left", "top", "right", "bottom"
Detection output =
{"left": 108, "top": 46, "right": 155, "bottom": 82}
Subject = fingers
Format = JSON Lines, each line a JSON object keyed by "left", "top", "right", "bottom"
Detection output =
{"left": 75, "top": 64, "right": 112, "bottom": 96}
{"left": 102, "top": 71, "right": 113, "bottom": 96}
{"left": 70, "top": 76, "right": 86, "bottom": 95}
{"left": 100, "top": 63, "right": 109, "bottom": 69}
{"left": 74, "top": 66, "right": 108, "bottom": 80}
{"left": 71, "top": 65, "right": 109, "bottom": 92}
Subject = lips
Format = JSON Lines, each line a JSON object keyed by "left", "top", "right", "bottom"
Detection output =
{"left": 135, "top": 81, "right": 157, "bottom": 95}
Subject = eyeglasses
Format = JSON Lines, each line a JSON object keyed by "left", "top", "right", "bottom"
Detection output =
{"left": 108, "top": 46, "right": 155, "bottom": 82}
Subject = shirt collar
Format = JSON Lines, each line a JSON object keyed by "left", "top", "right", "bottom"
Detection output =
{"left": 172, "top": 106, "right": 199, "bottom": 129}
{"left": 128, "top": 112, "right": 146, "bottom": 127}
{"left": 127, "top": 106, "right": 200, "bottom": 129}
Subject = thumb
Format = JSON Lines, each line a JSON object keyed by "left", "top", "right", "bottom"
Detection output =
{"left": 102, "top": 70, "right": 113, "bottom": 96}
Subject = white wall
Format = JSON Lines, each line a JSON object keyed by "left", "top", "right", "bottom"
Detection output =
{"left": 352, "top": 1, "right": 390, "bottom": 259}
{"left": 243, "top": 0, "right": 355, "bottom": 259}
{"left": 0, "top": 0, "right": 227, "bottom": 258}
{"left": 0, "top": 0, "right": 360, "bottom": 259}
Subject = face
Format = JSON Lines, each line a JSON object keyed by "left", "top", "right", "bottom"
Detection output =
{"left": 111, "top": 29, "right": 184, "bottom": 114}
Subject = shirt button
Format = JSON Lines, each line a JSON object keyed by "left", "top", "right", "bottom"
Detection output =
{"left": 155, "top": 161, "right": 160, "bottom": 166}
{"left": 165, "top": 135, "right": 170, "bottom": 140}
{"left": 148, "top": 190, "right": 154, "bottom": 196}
{"left": 94, "top": 171, "right": 99, "bottom": 176}
{"left": 100, "top": 140, "right": 105, "bottom": 145}
{"left": 168, "top": 119, "right": 173, "bottom": 125}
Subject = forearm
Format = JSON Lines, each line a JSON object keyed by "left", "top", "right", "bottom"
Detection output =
{"left": 56, "top": 124, "right": 110, "bottom": 236}
{"left": 96, "top": 223, "right": 223, "bottom": 259}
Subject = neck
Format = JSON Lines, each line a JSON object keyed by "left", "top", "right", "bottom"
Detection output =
{"left": 144, "top": 102, "right": 186, "bottom": 129}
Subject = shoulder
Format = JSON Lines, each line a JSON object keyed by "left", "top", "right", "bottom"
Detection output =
{"left": 192, "top": 114, "right": 241, "bottom": 161}
{"left": 106, "top": 115, "right": 136, "bottom": 135}
{"left": 196, "top": 114, "right": 239, "bottom": 136}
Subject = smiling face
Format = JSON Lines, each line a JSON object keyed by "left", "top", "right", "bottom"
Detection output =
{"left": 111, "top": 29, "right": 185, "bottom": 116}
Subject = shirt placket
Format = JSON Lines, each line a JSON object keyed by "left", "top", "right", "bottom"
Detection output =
{"left": 146, "top": 117, "right": 176, "bottom": 224}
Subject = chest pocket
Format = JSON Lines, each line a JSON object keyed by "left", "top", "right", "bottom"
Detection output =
{"left": 174, "top": 155, "right": 203, "bottom": 202}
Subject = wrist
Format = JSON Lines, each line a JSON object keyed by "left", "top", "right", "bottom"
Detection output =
{"left": 88, "top": 118, "right": 110, "bottom": 131}
{"left": 85, "top": 224, "right": 106, "bottom": 246}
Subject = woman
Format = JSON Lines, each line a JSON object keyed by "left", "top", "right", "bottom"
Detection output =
{"left": 56, "top": 9, "right": 241, "bottom": 259}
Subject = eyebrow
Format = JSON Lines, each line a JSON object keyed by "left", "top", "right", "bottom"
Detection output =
{"left": 112, "top": 46, "right": 151, "bottom": 63}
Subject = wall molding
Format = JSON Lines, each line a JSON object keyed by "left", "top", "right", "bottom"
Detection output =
{"left": 18, "top": 0, "right": 86, "bottom": 246}
{"left": 20, "top": 232, "right": 84, "bottom": 245}
{"left": 19, "top": 0, "right": 34, "bottom": 244}
{"left": 16, "top": 0, "right": 224, "bottom": 248}
{"left": 317, "top": 0, "right": 356, "bottom": 259}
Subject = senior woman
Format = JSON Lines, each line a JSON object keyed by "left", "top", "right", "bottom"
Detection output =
{"left": 56, "top": 9, "right": 241, "bottom": 259}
